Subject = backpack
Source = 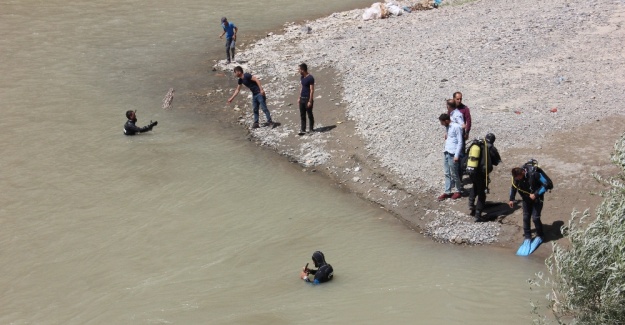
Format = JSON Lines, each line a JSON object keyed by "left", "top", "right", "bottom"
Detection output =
{"left": 523, "top": 159, "right": 554, "bottom": 191}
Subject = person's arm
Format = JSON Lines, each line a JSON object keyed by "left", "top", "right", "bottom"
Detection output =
{"left": 508, "top": 179, "right": 518, "bottom": 208}
{"left": 307, "top": 81, "right": 314, "bottom": 108}
{"left": 453, "top": 126, "right": 463, "bottom": 160}
{"left": 125, "top": 121, "right": 156, "bottom": 135}
{"left": 490, "top": 145, "right": 502, "bottom": 166}
{"left": 535, "top": 173, "right": 548, "bottom": 196}
{"left": 251, "top": 76, "right": 264, "bottom": 95}
{"left": 227, "top": 85, "right": 242, "bottom": 103}
{"left": 233, "top": 26, "right": 238, "bottom": 40}
{"left": 219, "top": 24, "right": 226, "bottom": 39}
{"left": 464, "top": 107, "right": 472, "bottom": 137}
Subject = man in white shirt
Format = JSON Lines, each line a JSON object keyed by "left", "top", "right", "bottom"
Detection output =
{"left": 438, "top": 113, "right": 464, "bottom": 201}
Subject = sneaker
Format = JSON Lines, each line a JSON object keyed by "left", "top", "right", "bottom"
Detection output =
{"left": 252, "top": 122, "right": 260, "bottom": 129}
{"left": 451, "top": 192, "right": 462, "bottom": 200}
{"left": 437, "top": 193, "right": 451, "bottom": 201}
{"left": 469, "top": 209, "right": 476, "bottom": 217}
{"left": 298, "top": 130, "right": 306, "bottom": 136}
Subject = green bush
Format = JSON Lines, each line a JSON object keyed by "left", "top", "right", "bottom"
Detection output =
{"left": 531, "top": 134, "right": 625, "bottom": 325}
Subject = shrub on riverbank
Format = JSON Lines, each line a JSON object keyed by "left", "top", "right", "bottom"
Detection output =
{"left": 532, "top": 133, "right": 625, "bottom": 324}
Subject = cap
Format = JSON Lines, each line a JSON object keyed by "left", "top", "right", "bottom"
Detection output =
{"left": 221, "top": 17, "right": 227, "bottom": 23}
{"left": 126, "top": 110, "right": 135, "bottom": 119}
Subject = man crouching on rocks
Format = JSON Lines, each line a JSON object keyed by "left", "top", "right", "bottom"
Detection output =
{"left": 438, "top": 113, "right": 464, "bottom": 201}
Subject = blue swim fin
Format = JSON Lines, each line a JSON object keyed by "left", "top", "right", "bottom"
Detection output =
{"left": 516, "top": 239, "right": 532, "bottom": 256}
{"left": 528, "top": 237, "right": 543, "bottom": 255}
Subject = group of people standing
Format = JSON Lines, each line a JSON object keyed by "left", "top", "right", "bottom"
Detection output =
{"left": 219, "top": 17, "right": 316, "bottom": 134}
{"left": 437, "top": 92, "right": 550, "bottom": 248}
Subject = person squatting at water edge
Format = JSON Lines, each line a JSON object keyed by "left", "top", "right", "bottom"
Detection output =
{"left": 465, "top": 133, "right": 502, "bottom": 222}
{"left": 298, "top": 63, "right": 315, "bottom": 136}
{"left": 227, "top": 66, "right": 274, "bottom": 129}
{"left": 219, "top": 17, "right": 237, "bottom": 64}
{"left": 509, "top": 164, "right": 550, "bottom": 242}
{"left": 300, "top": 251, "right": 334, "bottom": 284}
{"left": 438, "top": 113, "right": 464, "bottom": 201}
{"left": 123, "top": 110, "right": 158, "bottom": 135}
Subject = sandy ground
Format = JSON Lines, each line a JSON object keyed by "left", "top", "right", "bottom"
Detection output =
{"left": 191, "top": 0, "right": 625, "bottom": 256}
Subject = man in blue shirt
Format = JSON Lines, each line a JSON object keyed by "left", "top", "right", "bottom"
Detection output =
{"left": 438, "top": 113, "right": 464, "bottom": 201}
{"left": 227, "top": 66, "right": 273, "bottom": 129}
{"left": 219, "top": 17, "right": 238, "bottom": 64}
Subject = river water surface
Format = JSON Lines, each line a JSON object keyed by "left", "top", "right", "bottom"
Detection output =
{"left": 1, "top": 1, "right": 544, "bottom": 324}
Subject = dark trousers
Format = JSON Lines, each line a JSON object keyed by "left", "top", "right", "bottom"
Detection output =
{"left": 299, "top": 97, "right": 314, "bottom": 132}
{"left": 468, "top": 172, "right": 486, "bottom": 212}
{"left": 522, "top": 197, "right": 544, "bottom": 239}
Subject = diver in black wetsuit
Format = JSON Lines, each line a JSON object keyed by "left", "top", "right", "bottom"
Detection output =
{"left": 300, "top": 251, "right": 334, "bottom": 284}
{"left": 123, "top": 110, "right": 158, "bottom": 135}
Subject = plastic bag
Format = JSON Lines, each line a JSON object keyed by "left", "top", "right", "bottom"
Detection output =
{"left": 385, "top": 3, "right": 403, "bottom": 16}
{"left": 362, "top": 2, "right": 390, "bottom": 20}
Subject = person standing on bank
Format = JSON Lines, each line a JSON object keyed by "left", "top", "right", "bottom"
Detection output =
{"left": 437, "top": 113, "right": 464, "bottom": 201}
{"left": 453, "top": 92, "right": 472, "bottom": 180}
{"left": 227, "top": 66, "right": 274, "bottom": 129}
{"left": 452, "top": 92, "right": 472, "bottom": 140}
{"left": 508, "top": 166, "right": 549, "bottom": 241}
{"left": 467, "top": 133, "right": 502, "bottom": 221}
{"left": 123, "top": 110, "right": 157, "bottom": 135}
{"left": 219, "top": 17, "right": 237, "bottom": 64}
{"left": 298, "top": 63, "right": 315, "bottom": 136}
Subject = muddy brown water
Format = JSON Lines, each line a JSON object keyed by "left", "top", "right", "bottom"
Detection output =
{"left": 0, "top": 1, "right": 545, "bottom": 323}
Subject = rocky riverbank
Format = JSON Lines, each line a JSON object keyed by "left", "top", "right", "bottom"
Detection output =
{"left": 214, "top": 0, "right": 625, "bottom": 249}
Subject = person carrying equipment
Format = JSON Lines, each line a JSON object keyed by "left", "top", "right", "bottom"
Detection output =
{"left": 466, "top": 133, "right": 501, "bottom": 221}
{"left": 509, "top": 159, "right": 553, "bottom": 256}
{"left": 300, "top": 251, "right": 334, "bottom": 284}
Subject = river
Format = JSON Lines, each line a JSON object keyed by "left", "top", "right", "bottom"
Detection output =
{"left": 0, "top": 1, "right": 544, "bottom": 323}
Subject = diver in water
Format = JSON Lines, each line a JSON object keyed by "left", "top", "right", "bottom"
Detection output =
{"left": 123, "top": 110, "right": 157, "bottom": 135}
{"left": 300, "top": 251, "right": 334, "bottom": 284}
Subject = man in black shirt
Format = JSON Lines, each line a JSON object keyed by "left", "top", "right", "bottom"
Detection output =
{"left": 227, "top": 66, "right": 274, "bottom": 129}
{"left": 123, "top": 110, "right": 157, "bottom": 135}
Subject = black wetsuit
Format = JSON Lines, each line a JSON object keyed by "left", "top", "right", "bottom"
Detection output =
{"left": 124, "top": 120, "right": 153, "bottom": 135}
{"left": 468, "top": 142, "right": 502, "bottom": 216}
{"left": 306, "top": 251, "right": 333, "bottom": 284}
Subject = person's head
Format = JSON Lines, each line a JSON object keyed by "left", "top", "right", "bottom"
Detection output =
{"left": 126, "top": 110, "right": 136, "bottom": 121}
{"left": 298, "top": 63, "right": 308, "bottom": 76}
{"left": 485, "top": 133, "right": 496, "bottom": 144}
{"left": 453, "top": 91, "right": 463, "bottom": 107}
{"left": 439, "top": 113, "right": 451, "bottom": 126}
{"left": 233, "top": 66, "right": 244, "bottom": 78}
{"left": 221, "top": 17, "right": 228, "bottom": 25}
{"left": 511, "top": 167, "right": 525, "bottom": 180}
{"left": 446, "top": 99, "right": 456, "bottom": 113}
{"left": 312, "top": 251, "right": 327, "bottom": 268}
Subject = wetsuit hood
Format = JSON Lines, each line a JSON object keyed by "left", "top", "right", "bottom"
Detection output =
{"left": 312, "top": 251, "right": 326, "bottom": 268}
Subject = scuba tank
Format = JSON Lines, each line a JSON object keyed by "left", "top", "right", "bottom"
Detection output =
{"left": 466, "top": 139, "right": 483, "bottom": 172}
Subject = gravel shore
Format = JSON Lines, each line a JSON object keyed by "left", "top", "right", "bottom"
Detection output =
{"left": 216, "top": 0, "right": 625, "bottom": 245}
